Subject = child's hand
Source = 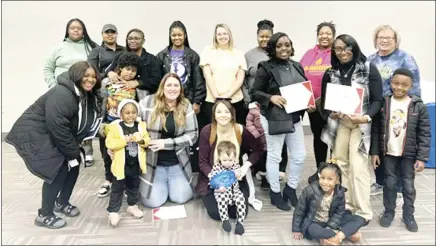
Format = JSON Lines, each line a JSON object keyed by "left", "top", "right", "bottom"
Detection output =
{"left": 293, "top": 232, "right": 303, "bottom": 240}
{"left": 132, "top": 132, "right": 143, "bottom": 142}
{"left": 124, "top": 134, "right": 133, "bottom": 143}
{"left": 415, "top": 160, "right": 425, "bottom": 172}
{"left": 371, "top": 155, "right": 380, "bottom": 170}
{"left": 218, "top": 186, "right": 226, "bottom": 193}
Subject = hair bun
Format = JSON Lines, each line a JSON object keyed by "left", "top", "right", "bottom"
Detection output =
{"left": 257, "top": 19, "right": 274, "bottom": 29}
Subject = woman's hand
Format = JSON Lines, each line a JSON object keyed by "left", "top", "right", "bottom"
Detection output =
{"left": 149, "top": 139, "right": 165, "bottom": 152}
{"left": 235, "top": 161, "right": 252, "bottom": 180}
{"left": 120, "top": 80, "right": 140, "bottom": 89}
{"left": 108, "top": 71, "right": 120, "bottom": 82}
{"left": 371, "top": 155, "right": 380, "bottom": 170}
{"left": 270, "top": 95, "right": 287, "bottom": 108}
{"left": 293, "top": 232, "right": 303, "bottom": 240}
{"left": 329, "top": 112, "right": 345, "bottom": 120}
{"left": 193, "top": 103, "right": 201, "bottom": 114}
{"left": 346, "top": 114, "right": 368, "bottom": 124}
{"left": 306, "top": 105, "right": 316, "bottom": 113}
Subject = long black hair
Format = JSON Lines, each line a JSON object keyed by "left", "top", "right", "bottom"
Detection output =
{"left": 318, "top": 162, "right": 342, "bottom": 186}
{"left": 63, "top": 18, "right": 98, "bottom": 55}
{"left": 265, "top": 32, "right": 295, "bottom": 59}
{"left": 257, "top": 19, "right": 274, "bottom": 34}
{"left": 168, "top": 21, "right": 190, "bottom": 48}
{"left": 331, "top": 34, "right": 367, "bottom": 69}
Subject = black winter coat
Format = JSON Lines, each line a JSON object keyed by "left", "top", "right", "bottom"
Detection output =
{"left": 292, "top": 182, "right": 346, "bottom": 239}
{"left": 156, "top": 46, "right": 206, "bottom": 104}
{"left": 370, "top": 95, "right": 431, "bottom": 162}
{"left": 5, "top": 73, "right": 97, "bottom": 184}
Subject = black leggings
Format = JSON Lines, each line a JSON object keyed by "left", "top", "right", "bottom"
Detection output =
{"left": 202, "top": 181, "right": 249, "bottom": 221}
{"left": 40, "top": 163, "right": 79, "bottom": 216}
{"left": 307, "top": 110, "right": 328, "bottom": 169}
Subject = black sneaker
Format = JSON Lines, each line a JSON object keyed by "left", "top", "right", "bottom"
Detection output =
{"left": 402, "top": 215, "right": 418, "bottom": 232}
{"left": 260, "top": 177, "right": 270, "bottom": 190}
{"left": 379, "top": 212, "right": 395, "bottom": 227}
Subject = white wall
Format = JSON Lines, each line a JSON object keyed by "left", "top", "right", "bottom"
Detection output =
{"left": 2, "top": 1, "right": 435, "bottom": 132}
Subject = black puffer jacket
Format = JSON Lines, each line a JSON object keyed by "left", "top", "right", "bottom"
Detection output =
{"left": 370, "top": 95, "right": 431, "bottom": 162}
{"left": 5, "top": 73, "right": 96, "bottom": 183}
{"left": 156, "top": 46, "right": 206, "bottom": 104}
{"left": 292, "top": 182, "right": 346, "bottom": 239}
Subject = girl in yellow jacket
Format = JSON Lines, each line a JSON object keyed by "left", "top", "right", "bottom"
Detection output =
{"left": 105, "top": 99, "right": 150, "bottom": 227}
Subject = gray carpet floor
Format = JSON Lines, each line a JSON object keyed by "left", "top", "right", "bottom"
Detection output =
{"left": 2, "top": 136, "right": 435, "bottom": 245}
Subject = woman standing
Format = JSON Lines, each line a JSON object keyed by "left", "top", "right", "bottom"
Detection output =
{"left": 243, "top": 19, "right": 287, "bottom": 189}
{"left": 156, "top": 20, "right": 206, "bottom": 173}
{"left": 368, "top": 25, "right": 421, "bottom": 196}
{"left": 200, "top": 24, "right": 247, "bottom": 125}
{"left": 43, "top": 18, "right": 98, "bottom": 166}
{"left": 138, "top": 73, "right": 198, "bottom": 208}
{"left": 106, "top": 29, "right": 162, "bottom": 97}
{"left": 251, "top": 33, "right": 308, "bottom": 211}
{"left": 299, "top": 22, "right": 336, "bottom": 183}
{"left": 6, "top": 61, "right": 101, "bottom": 229}
{"left": 196, "top": 100, "right": 263, "bottom": 221}
{"left": 320, "top": 34, "right": 383, "bottom": 224}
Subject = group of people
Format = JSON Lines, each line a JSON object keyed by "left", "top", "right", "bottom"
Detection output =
{"left": 5, "top": 17, "right": 431, "bottom": 245}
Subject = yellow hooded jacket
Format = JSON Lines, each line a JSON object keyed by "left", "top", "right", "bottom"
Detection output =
{"left": 105, "top": 120, "right": 150, "bottom": 180}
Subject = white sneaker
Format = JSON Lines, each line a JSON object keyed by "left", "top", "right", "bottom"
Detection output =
{"left": 279, "top": 172, "right": 286, "bottom": 181}
{"left": 370, "top": 183, "right": 383, "bottom": 195}
{"left": 127, "top": 205, "right": 143, "bottom": 219}
{"left": 108, "top": 212, "right": 121, "bottom": 227}
{"left": 256, "top": 171, "right": 266, "bottom": 181}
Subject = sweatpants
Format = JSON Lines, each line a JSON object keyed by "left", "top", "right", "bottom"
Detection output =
{"left": 107, "top": 175, "right": 140, "bottom": 213}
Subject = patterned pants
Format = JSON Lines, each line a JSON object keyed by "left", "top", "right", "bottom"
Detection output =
{"left": 214, "top": 188, "right": 246, "bottom": 224}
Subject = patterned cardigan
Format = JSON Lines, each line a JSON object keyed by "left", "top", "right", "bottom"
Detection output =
{"left": 138, "top": 95, "right": 198, "bottom": 199}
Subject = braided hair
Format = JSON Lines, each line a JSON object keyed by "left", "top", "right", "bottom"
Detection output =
{"left": 316, "top": 21, "right": 336, "bottom": 37}
{"left": 63, "top": 18, "right": 98, "bottom": 56}
{"left": 257, "top": 19, "right": 274, "bottom": 34}
{"left": 168, "top": 20, "right": 190, "bottom": 48}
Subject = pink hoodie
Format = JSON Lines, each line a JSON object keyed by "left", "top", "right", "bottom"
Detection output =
{"left": 299, "top": 45, "right": 331, "bottom": 99}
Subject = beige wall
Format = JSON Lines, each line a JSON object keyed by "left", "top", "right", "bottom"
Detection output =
{"left": 1, "top": 1, "right": 435, "bottom": 132}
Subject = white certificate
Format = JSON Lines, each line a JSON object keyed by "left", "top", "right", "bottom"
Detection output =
{"left": 324, "top": 83, "right": 364, "bottom": 115}
{"left": 279, "top": 81, "right": 315, "bottom": 114}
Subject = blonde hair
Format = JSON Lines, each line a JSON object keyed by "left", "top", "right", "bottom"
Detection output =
{"left": 373, "top": 24, "right": 401, "bottom": 49}
{"left": 213, "top": 23, "right": 234, "bottom": 49}
{"left": 150, "top": 73, "right": 189, "bottom": 131}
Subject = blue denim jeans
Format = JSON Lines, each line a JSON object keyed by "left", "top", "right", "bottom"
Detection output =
{"left": 141, "top": 165, "right": 193, "bottom": 208}
{"left": 260, "top": 115, "right": 306, "bottom": 192}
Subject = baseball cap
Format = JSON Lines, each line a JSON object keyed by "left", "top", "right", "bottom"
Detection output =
{"left": 102, "top": 24, "right": 117, "bottom": 33}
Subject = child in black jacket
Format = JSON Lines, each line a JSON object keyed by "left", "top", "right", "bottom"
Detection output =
{"left": 292, "top": 161, "right": 363, "bottom": 245}
{"left": 370, "top": 68, "right": 430, "bottom": 232}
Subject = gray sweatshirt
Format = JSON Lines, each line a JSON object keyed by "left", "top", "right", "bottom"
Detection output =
{"left": 243, "top": 46, "right": 269, "bottom": 105}
{"left": 43, "top": 38, "right": 92, "bottom": 88}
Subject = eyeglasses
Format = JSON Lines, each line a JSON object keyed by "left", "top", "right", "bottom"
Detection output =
{"left": 333, "top": 47, "right": 353, "bottom": 54}
{"left": 377, "top": 36, "right": 395, "bottom": 41}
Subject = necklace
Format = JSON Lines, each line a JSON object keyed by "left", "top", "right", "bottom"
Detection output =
{"left": 340, "top": 65, "right": 354, "bottom": 78}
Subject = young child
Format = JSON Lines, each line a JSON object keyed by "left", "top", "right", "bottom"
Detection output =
{"left": 105, "top": 99, "right": 151, "bottom": 227}
{"left": 209, "top": 141, "right": 246, "bottom": 235}
{"left": 370, "top": 68, "right": 430, "bottom": 232}
{"left": 97, "top": 53, "right": 140, "bottom": 198}
{"left": 292, "top": 161, "right": 363, "bottom": 245}
{"left": 246, "top": 102, "right": 286, "bottom": 189}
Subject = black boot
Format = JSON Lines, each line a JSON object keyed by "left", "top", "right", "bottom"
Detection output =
{"left": 235, "top": 222, "right": 245, "bottom": 235}
{"left": 270, "top": 190, "right": 291, "bottom": 211}
{"left": 283, "top": 184, "right": 298, "bottom": 207}
{"left": 260, "top": 176, "right": 270, "bottom": 190}
{"left": 222, "top": 220, "right": 231, "bottom": 232}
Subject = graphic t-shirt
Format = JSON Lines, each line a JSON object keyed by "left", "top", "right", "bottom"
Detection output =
{"left": 387, "top": 96, "right": 411, "bottom": 156}
{"left": 105, "top": 80, "right": 136, "bottom": 121}
{"left": 120, "top": 121, "right": 140, "bottom": 177}
{"left": 170, "top": 49, "right": 187, "bottom": 84}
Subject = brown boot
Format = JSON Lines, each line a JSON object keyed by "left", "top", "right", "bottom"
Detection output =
{"left": 348, "top": 231, "right": 362, "bottom": 243}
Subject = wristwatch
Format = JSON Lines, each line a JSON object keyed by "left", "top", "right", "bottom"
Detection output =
{"left": 364, "top": 115, "right": 372, "bottom": 123}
